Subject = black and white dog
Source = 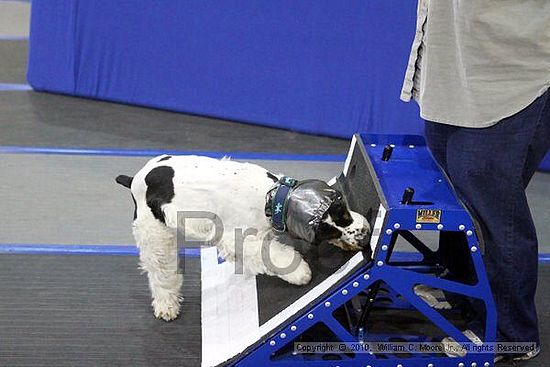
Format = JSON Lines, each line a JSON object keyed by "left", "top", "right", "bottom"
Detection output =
{"left": 116, "top": 155, "right": 370, "bottom": 321}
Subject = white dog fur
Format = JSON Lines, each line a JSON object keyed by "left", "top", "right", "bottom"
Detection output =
{"left": 119, "top": 155, "right": 369, "bottom": 321}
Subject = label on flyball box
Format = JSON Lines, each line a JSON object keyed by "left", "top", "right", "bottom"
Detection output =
{"left": 416, "top": 209, "right": 442, "bottom": 224}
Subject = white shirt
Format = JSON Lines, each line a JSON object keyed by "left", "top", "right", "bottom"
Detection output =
{"left": 401, "top": 0, "right": 550, "bottom": 127}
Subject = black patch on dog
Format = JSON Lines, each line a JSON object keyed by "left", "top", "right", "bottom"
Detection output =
{"left": 115, "top": 175, "right": 133, "bottom": 189}
{"left": 145, "top": 166, "right": 175, "bottom": 223}
{"left": 315, "top": 222, "right": 343, "bottom": 244}
{"left": 131, "top": 194, "right": 137, "bottom": 220}
{"left": 326, "top": 197, "right": 353, "bottom": 227}
{"left": 266, "top": 172, "right": 279, "bottom": 182}
{"left": 158, "top": 155, "right": 172, "bottom": 162}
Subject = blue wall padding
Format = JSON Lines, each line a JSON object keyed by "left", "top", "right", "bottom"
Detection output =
{"left": 27, "top": 1, "right": 549, "bottom": 171}
{"left": 28, "top": 1, "right": 422, "bottom": 135}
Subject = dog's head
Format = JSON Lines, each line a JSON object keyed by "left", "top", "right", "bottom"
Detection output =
{"left": 266, "top": 176, "right": 371, "bottom": 254}
{"left": 316, "top": 195, "right": 371, "bottom": 253}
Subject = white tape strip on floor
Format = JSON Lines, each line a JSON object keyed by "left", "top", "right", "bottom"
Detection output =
{"left": 201, "top": 247, "right": 260, "bottom": 367}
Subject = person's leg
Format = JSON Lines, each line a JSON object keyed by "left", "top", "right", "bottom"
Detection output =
{"left": 424, "top": 120, "right": 457, "bottom": 172}
{"left": 522, "top": 90, "right": 550, "bottom": 187}
{"left": 425, "top": 121, "right": 480, "bottom": 330}
{"left": 443, "top": 90, "right": 549, "bottom": 345}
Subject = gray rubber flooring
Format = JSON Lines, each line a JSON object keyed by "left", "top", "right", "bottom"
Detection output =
{"left": 0, "top": 254, "right": 201, "bottom": 367}
{"left": 0, "top": 1, "right": 30, "bottom": 38}
{"left": 0, "top": 90, "right": 349, "bottom": 155}
{"left": 0, "top": 254, "right": 547, "bottom": 367}
{"left": 0, "top": 154, "right": 342, "bottom": 245}
{"left": 1, "top": 153, "right": 548, "bottom": 252}
{"left": 0, "top": 40, "right": 27, "bottom": 84}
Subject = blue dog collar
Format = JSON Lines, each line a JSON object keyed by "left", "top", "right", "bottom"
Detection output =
{"left": 270, "top": 176, "right": 298, "bottom": 231}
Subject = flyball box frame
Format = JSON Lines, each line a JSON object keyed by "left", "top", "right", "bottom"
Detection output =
{"left": 228, "top": 134, "right": 496, "bottom": 367}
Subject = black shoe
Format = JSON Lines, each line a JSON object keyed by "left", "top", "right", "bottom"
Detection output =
{"left": 494, "top": 346, "right": 540, "bottom": 364}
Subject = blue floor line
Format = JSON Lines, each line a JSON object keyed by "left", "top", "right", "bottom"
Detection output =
{"left": 0, "top": 244, "right": 201, "bottom": 257}
{"left": 0, "top": 83, "right": 32, "bottom": 91}
{"left": 0, "top": 146, "right": 346, "bottom": 162}
{"left": 540, "top": 253, "right": 550, "bottom": 264}
{"left": 0, "top": 243, "right": 548, "bottom": 264}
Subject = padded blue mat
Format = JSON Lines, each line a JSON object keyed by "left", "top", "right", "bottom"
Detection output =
{"left": 27, "top": 1, "right": 421, "bottom": 137}
{"left": 26, "top": 1, "right": 549, "bottom": 171}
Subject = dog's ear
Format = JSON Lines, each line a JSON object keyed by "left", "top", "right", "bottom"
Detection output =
{"left": 327, "top": 197, "right": 353, "bottom": 227}
{"left": 116, "top": 175, "right": 133, "bottom": 189}
{"left": 315, "top": 222, "right": 343, "bottom": 244}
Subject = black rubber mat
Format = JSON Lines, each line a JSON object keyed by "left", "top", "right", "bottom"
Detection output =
{"left": 256, "top": 241, "right": 355, "bottom": 325}
{"left": 0, "top": 254, "right": 546, "bottom": 366}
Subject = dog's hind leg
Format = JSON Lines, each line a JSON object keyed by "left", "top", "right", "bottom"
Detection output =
{"left": 133, "top": 217, "right": 183, "bottom": 321}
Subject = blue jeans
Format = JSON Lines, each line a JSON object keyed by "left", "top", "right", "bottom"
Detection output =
{"left": 424, "top": 88, "right": 550, "bottom": 344}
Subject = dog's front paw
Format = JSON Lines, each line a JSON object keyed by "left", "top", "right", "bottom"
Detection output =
{"left": 152, "top": 295, "right": 182, "bottom": 321}
{"left": 278, "top": 260, "right": 312, "bottom": 285}
{"left": 329, "top": 239, "right": 362, "bottom": 252}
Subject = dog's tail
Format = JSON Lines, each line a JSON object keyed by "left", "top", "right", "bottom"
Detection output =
{"left": 115, "top": 175, "right": 133, "bottom": 189}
